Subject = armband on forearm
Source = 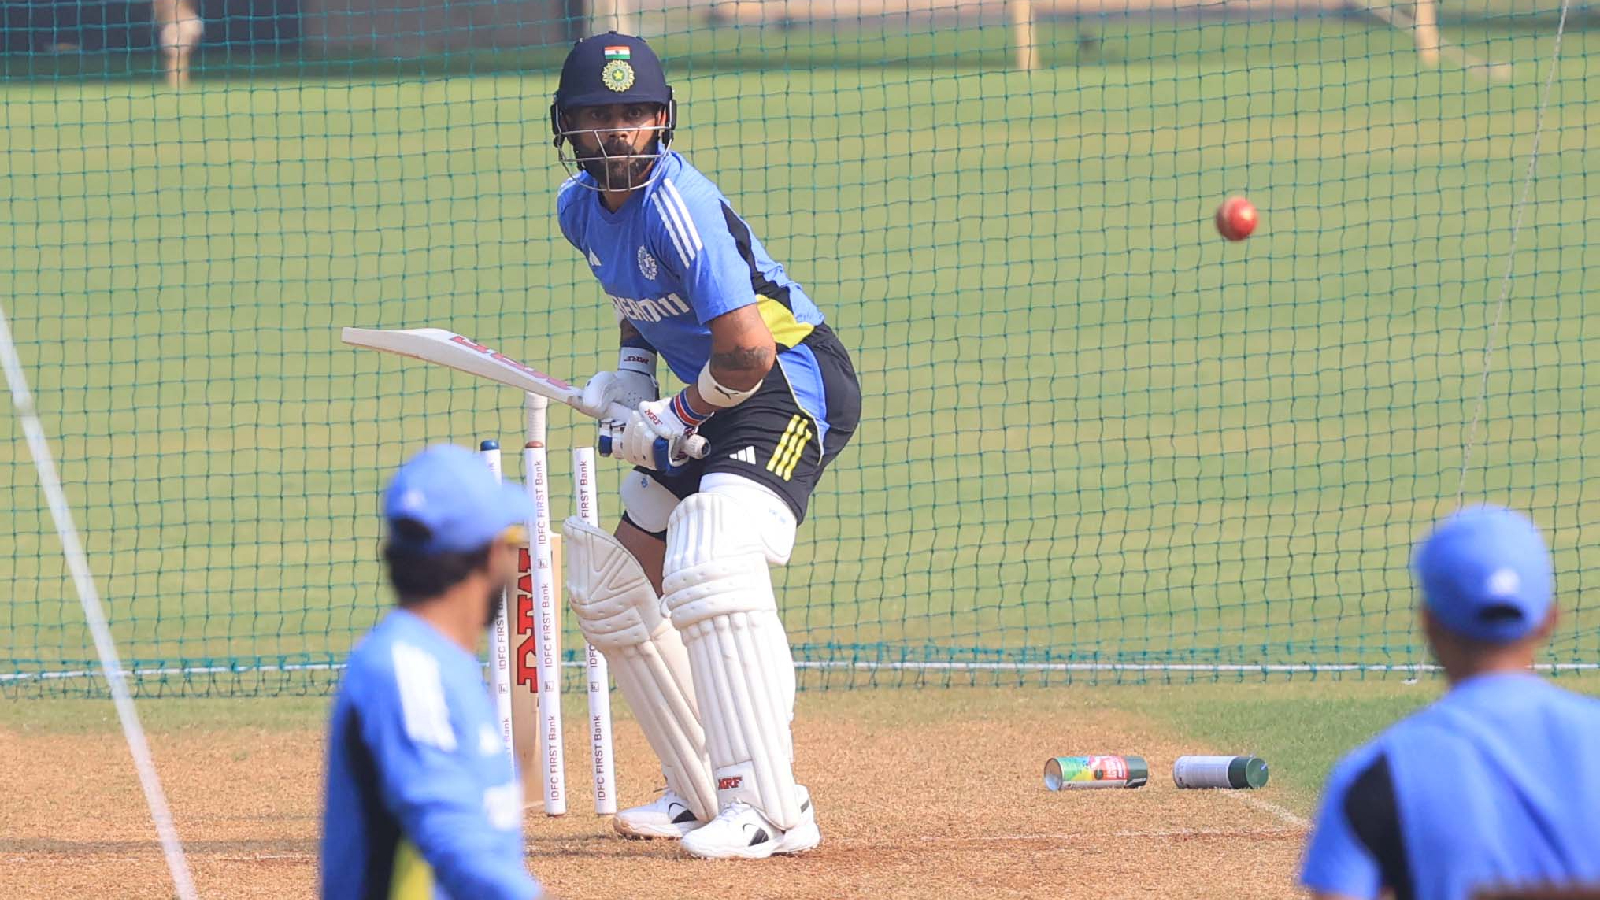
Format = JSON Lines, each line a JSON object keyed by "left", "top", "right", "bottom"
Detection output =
{"left": 696, "top": 363, "right": 760, "bottom": 409}
{"left": 619, "top": 347, "right": 657, "bottom": 375}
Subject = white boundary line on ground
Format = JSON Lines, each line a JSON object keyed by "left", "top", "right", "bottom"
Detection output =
{"left": 797, "top": 661, "right": 1600, "bottom": 674}
{"left": 906, "top": 825, "right": 1307, "bottom": 844}
{"left": 1225, "top": 791, "right": 1313, "bottom": 830}
{"left": 0, "top": 305, "right": 199, "bottom": 900}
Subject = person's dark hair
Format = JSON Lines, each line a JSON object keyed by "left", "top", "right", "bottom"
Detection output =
{"left": 382, "top": 518, "right": 492, "bottom": 606}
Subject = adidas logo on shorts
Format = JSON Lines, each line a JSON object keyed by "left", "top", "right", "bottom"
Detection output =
{"left": 729, "top": 446, "right": 757, "bottom": 464}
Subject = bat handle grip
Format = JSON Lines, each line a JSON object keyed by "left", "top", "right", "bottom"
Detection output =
{"left": 602, "top": 400, "right": 635, "bottom": 423}
{"left": 602, "top": 401, "right": 710, "bottom": 459}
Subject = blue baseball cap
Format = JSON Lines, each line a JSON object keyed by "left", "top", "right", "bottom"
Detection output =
{"left": 383, "top": 444, "right": 534, "bottom": 555}
{"left": 1412, "top": 505, "right": 1554, "bottom": 643}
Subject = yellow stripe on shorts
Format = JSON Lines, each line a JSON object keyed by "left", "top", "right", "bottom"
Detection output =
{"left": 767, "top": 415, "right": 805, "bottom": 477}
{"left": 778, "top": 420, "right": 813, "bottom": 481}
{"left": 767, "top": 415, "right": 813, "bottom": 482}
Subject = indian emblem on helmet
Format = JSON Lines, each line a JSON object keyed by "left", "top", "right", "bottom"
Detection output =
{"left": 602, "top": 59, "right": 636, "bottom": 93}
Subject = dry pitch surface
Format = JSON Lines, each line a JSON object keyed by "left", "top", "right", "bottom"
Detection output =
{"left": 2, "top": 689, "right": 1310, "bottom": 899}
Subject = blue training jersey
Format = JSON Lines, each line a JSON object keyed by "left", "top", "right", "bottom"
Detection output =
{"left": 321, "top": 609, "right": 540, "bottom": 900}
{"left": 1301, "top": 673, "right": 1600, "bottom": 900}
{"left": 556, "top": 152, "right": 833, "bottom": 426}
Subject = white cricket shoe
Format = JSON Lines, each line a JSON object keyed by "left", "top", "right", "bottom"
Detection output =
{"left": 680, "top": 787, "right": 820, "bottom": 860}
{"left": 613, "top": 788, "right": 704, "bottom": 840}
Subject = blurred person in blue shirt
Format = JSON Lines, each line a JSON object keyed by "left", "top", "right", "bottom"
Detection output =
{"left": 1301, "top": 505, "right": 1600, "bottom": 900}
{"left": 321, "top": 444, "right": 542, "bottom": 900}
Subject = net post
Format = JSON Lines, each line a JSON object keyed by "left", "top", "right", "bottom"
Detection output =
{"left": 1412, "top": 0, "right": 1442, "bottom": 67}
{"left": 597, "top": 0, "right": 636, "bottom": 39}
{"left": 1009, "top": 0, "right": 1038, "bottom": 72}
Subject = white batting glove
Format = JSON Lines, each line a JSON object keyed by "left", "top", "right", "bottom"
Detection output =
{"left": 578, "top": 349, "right": 658, "bottom": 457}
{"left": 619, "top": 391, "right": 711, "bottom": 474}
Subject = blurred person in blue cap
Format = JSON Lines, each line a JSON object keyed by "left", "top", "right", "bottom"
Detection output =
{"left": 1301, "top": 505, "right": 1600, "bottom": 900}
{"left": 320, "top": 444, "right": 542, "bottom": 899}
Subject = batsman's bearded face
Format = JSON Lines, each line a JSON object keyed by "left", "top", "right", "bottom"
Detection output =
{"left": 562, "top": 103, "right": 669, "bottom": 191}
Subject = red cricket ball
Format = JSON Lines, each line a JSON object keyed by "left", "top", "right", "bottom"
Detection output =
{"left": 1215, "top": 196, "right": 1259, "bottom": 242}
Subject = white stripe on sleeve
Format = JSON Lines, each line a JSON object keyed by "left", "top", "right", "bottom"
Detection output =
{"left": 392, "top": 641, "right": 458, "bottom": 752}
{"left": 651, "top": 194, "right": 693, "bottom": 268}
{"left": 660, "top": 180, "right": 704, "bottom": 254}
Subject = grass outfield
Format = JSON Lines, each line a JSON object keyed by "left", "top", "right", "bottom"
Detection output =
{"left": 2, "top": 19, "right": 1598, "bottom": 692}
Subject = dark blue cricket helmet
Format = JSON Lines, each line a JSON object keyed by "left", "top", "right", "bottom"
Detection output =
{"left": 550, "top": 32, "right": 676, "bottom": 149}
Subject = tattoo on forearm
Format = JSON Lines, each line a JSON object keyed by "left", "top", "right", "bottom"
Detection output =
{"left": 711, "top": 346, "right": 771, "bottom": 372}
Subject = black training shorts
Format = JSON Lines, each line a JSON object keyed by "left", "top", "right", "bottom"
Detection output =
{"left": 638, "top": 323, "right": 860, "bottom": 524}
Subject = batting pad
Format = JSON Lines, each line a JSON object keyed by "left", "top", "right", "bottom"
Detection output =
{"left": 563, "top": 517, "right": 717, "bottom": 822}
{"left": 663, "top": 493, "right": 802, "bottom": 830}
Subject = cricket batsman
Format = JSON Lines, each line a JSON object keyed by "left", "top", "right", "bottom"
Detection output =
{"left": 321, "top": 445, "right": 543, "bottom": 898}
{"left": 549, "top": 32, "right": 861, "bottom": 859}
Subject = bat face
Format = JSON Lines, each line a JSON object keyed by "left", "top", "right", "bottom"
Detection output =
{"left": 341, "top": 327, "right": 580, "bottom": 404}
{"left": 341, "top": 326, "right": 706, "bottom": 459}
